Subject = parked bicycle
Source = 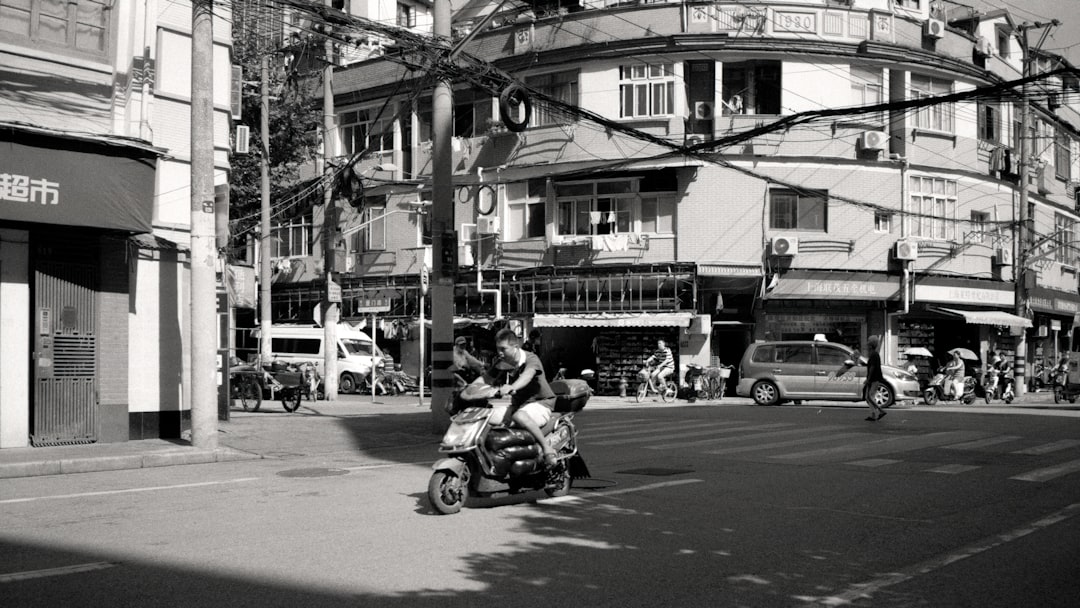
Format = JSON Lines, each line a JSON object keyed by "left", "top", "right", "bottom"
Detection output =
{"left": 702, "top": 364, "right": 732, "bottom": 400}
{"left": 637, "top": 362, "right": 678, "bottom": 403}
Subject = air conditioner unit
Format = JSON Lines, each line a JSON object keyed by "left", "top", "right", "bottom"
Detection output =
{"left": 771, "top": 235, "right": 799, "bottom": 256}
{"left": 995, "top": 247, "right": 1012, "bottom": 266}
{"left": 477, "top": 215, "right": 500, "bottom": 234}
{"left": 694, "top": 101, "right": 714, "bottom": 120}
{"left": 234, "top": 125, "right": 250, "bottom": 154}
{"left": 924, "top": 19, "right": 946, "bottom": 39}
{"left": 975, "top": 36, "right": 994, "bottom": 57}
{"left": 895, "top": 239, "right": 918, "bottom": 261}
{"left": 859, "top": 130, "right": 888, "bottom": 151}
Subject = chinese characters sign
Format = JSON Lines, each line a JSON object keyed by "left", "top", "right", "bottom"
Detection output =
{"left": 0, "top": 173, "right": 60, "bottom": 205}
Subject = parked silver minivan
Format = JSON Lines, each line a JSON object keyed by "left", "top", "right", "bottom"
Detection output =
{"left": 735, "top": 341, "right": 920, "bottom": 407}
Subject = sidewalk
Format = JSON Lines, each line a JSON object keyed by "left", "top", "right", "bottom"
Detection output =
{"left": 1, "top": 391, "right": 1077, "bottom": 480}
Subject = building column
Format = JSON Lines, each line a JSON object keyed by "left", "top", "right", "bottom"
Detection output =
{"left": 0, "top": 229, "right": 30, "bottom": 448}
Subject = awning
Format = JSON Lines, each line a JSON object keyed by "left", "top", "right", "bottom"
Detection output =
{"left": 532, "top": 312, "right": 694, "bottom": 328}
{"left": 931, "top": 307, "right": 1033, "bottom": 328}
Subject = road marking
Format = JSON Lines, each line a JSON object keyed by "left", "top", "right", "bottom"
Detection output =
{"left": 1011, "top": 439, "right": 1080, "bottom": 455}
{"left": 594, "top": 479, "right": 704, "bottom": 497}
{"left": 591, "top": 421, "right": 745, "bottom": 441}
{"left": 1010, "top": 458, "right": 1080, "bottom": 482}
{"left": 0, "top": 562, "right": 118, "bottom": 583}
{"left": 927, "top": 464, "right": 981, "bottom": 475}
{"left": 0, "top": 478, "right": 258, "bottom": 505}
{"left": 703, "top": 432, "right": 871, "bottom": 456}
{"left": 342, "top": 460, "right": 433, "bottom": 471}
{"left": 589, "top": 422, "right": 750, "bottom": 446}
{"left": 817, "top": 502, "right": 1080, "bottom": 606}
{"left": 771, "top": 431, "right": 983, "bottom": 463}
{"left": 649, "top": 425, "right": 847, "bottom": 450}
{"left": 942, "top": 435, "right": 1019, "bottom": 451}
{"left": 848, "top": 458, "right": 901, "bottom": 468}
{"left": 583, "top": 419, "right": 655, "bottom": 430}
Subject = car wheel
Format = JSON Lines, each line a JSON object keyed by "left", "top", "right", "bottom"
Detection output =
{"left": 339, "top": 373, "right": 356, "bottom": 394}
{"left": 751, "top": 381, "right": 780, "bottom": 406}
{"left": 868, "top": 383, "right": 895, "bottom": 409}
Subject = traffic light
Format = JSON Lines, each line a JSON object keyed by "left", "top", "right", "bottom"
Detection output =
{"left": 439, "top": 230, "right": 458, "bottom": 271}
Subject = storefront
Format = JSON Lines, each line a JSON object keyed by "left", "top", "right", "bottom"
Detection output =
{"left": 1026, "top": 287, "right": 1080, "bottom": 382}
{"left": 1, "top": 128, "right": 158, "bottom": 448}
{"left": 698, "top": 263, "right": 759, "bottom": 371}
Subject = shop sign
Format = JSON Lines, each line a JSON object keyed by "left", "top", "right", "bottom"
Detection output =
{"left": 769, "top": 277, "right": 898, "bottom": 300}
{"left": 1054, "top": 298, "right": 1080, "bottom": 314}
{"left": 0, "top": 173, "right": 60, "bottom": 205}
{"left": 764, "top": 313, "right": 863, "bottom": 333}
{"left": 914, "top": 284, "right": 1013, "bottom": 307}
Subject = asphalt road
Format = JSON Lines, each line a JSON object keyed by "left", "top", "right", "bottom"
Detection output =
{"left": 1, "top": 399, "right": 1078, "bottom": 607}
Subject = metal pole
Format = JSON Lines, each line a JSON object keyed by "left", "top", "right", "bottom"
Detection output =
{"left": 322, "top": 17, "right": 338, "bottom": 400}
{"left": 190, "top": 0, "right": 218, "bottom": 448}
{"left": 371, "top": 312, "right": 377, "bottom": 401}
{"left": 430, "top": 0, "right": 455, "bottom": 432}
{"left": 418, "top": 287, "right": 425, "bottom": 407}
{"left": 259, "top": 55, "right": 272, "bottom": 364}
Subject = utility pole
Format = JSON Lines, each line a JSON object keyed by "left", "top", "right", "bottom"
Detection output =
{"left": 190, "top": 0, "right": 218, "bottom": 448}
{"left": 322, "top": 8, "right": 339, "bottom": 400}
{"left": 260, "top": 54, "right": 272, "bottom": 363}
{"left": 430, "top": 0, "right": 455, "bottom": 432}
{"left": 1014, "top": 20, "right": 1059, "bottom": 396}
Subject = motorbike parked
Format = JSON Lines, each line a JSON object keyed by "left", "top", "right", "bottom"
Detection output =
{"left": 982, "top": 366, "right": 1015, "bottom": 404}
{"left": 428, "top": 379, "right": 591, "bottom": 515}
{"left": 923, "top": 368, "right": 976, "bottom": 405}
{"left": 1052, "top": 360, "right": 1080, "bottom": 404}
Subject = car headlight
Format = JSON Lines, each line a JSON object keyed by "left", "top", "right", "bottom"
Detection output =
{"left": 888, "top": 369, "right": 917, "bottom": 382}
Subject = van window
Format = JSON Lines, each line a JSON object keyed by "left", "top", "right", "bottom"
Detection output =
{"left": 816, "top": 345, "right": 851, "bottom": 366}
{"left": 341, "top": 338, "right": 374, "bottom": 356}
{"left": 272, "top": 337, "right": 321, "bottom": 355}
{"left": 776, "top": 345, "right": 812, "bottom": 363}
{"left": 751, "top": 345, "right": 774, "bottom": 363}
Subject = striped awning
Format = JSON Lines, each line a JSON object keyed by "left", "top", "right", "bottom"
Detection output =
{"left": 532, "top": 312, "right": 694, "bottom": 328}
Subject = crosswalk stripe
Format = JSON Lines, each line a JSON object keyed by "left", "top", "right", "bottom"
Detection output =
{"left": 590, "top": 423, "right": 774, "bottom": 446}
{"left": 1010, "top": 459, "right": 1080, "bottom": 482}
{"left": 589, "top": 421, "right": 745, "bottom": 441}
{"left": 584, "top": 419, "right": 655, "bottom": 431}
{"left": 848, "top": 458, "right": 901, "bottom": 467}
{"left": 643, "top": 423, "right": 824, "bottom": 450}
{"left": 942, "top": 436, "right": 1019, "bottom": 451}
{"left": 770, "top": 431, "right": 984, "bottom": 463}
{"left": 927, "top": 464, "right": 981, "bottom": 474}
{"left": 1012, "top": 439, "right": 1080, "bottom": 455}
{"left": 703, "top": 432, "right": 871, "bottom": 455}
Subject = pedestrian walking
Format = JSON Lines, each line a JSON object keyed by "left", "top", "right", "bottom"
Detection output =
{"left": 863, "top": 335, "right": 886, "bottom": 421}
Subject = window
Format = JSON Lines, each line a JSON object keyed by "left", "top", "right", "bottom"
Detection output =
{"left": 525, "top": 70, "right": 579, "bottom": 127}
{"left": 776, "top": 344, "right": 813, "bottom": 364}
{"left": 554, "top": 176, "right": 676, "bottom": 236}
{"left": 271, "top": 338, "right": 321, "bottom": 355}
{"left": 1055, "top": 214, "right": 1074, "bottom": 264}
{"left": 1055, "top": 129, "right": 1072, "bottom": 181}
{"left": 874, "top": 212, "right": 892, "bottom": 233}
{"left": 352, "top": 204, "right": 386, "bottom": 252}
{"left": 396, "top": 2, "right": 416, "bottom": 28}
{"left": 816, "top": 345, "right": 852, "bottom": 367}
{"left": 769, "top": 189, "right": 827, "bottom": 231}
{"left": 619, "top": 63, "right": 676, "bottom": 118}
{"left": 0, "top": 0, "right": 110, "bottom": 58}
{"left": 910, "top": 74, "right": 954, "bottom": 132}
{"left": 721, "top": 60, "right": 782, "bottom": 115}
{"left": 417, "top": 94, "right": 489, "bottom": 141}
{"left": 909, "top": 176, "right": 957, "bottom": 240}
{"left": 977, "top": 102, "right": 1001, "bottom": 143}
{"left": 506, "top": 180, "right": 546, "bottom": 241}
{"left": 970, "top": 211, "right": 989, "bottom": 243}
{"left": 339, "top": 109, "right": 394, "bottom": 157}
{"left": 851, "top": 66, "right": 884, "bottom": 123}
{"left": 271, "top": 214, "right": 313, "bottom": 258}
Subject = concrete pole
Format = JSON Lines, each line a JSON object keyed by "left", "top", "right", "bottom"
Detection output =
{"left": 190, "top": 0, "right": 218, "bottom": 448}
{"left": 260, "top": 54, "right": 273, "bottom": 363}
{"left": 1015, "top": 26, "right": 1030, "bottom": 396}
{"left": 322, "top": 23, "right": 339, "bottom": 400}
{"left": 430, "top": 0, "right": 455, "bottom": 433}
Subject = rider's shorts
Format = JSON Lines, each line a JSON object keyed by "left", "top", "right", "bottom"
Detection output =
{"left": 517, "top": 401, "right": 553, "bottom": 427}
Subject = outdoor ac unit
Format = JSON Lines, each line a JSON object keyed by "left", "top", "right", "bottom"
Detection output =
{"left": 995, "top": 247, "right": 1012, "bottom": 266}
{"left": 694, "top": 101, "right": 714, "bottom": 120}
{"left": 234, "top": 125, "right": 250, "bottom": 154}
{"left": 771, "top": 236, "right": 799, "bottom": 256}
{"left": 859, "top": 130, "right": 888, "bottom": 151}
{"left": 924, "top": 19, "right": 945, "bottom": 39}
{"left": 895, "top": 240, "right": 918, "bottom": 261}
{"left": 477, "top": 215, "right": 500, "bottom": 234}
{"left": 975, "top": 36, "right": 994, "bottom": 57}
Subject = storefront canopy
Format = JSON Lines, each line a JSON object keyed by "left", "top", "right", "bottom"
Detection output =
{"left": 931, "top": 307, "right": 1033, "bottom": 329}
{"left": 532, "top": 312, "right": 693, "bottom": 328}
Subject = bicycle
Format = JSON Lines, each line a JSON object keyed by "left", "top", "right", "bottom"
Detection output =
{"left": 701, "top": 364, "right": 732, "bottom": 400}
{"left": 636, "top": 364, "right": 678, "bottom": 403}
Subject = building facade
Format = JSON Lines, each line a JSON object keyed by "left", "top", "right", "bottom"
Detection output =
{"left": 267, "top": 0, "right": 1080, "bottom": 394}
{"left": 0, "top": 0, "right": 234, "bottom": 447}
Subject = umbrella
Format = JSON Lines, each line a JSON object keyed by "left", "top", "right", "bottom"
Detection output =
{"left": 949, "top": 347, "right": 979, "bottom": 360}
{"left": 903, "top": 347, "right": 933, "bottom": 358}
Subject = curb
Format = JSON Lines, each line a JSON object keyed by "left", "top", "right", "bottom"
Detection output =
{"left": 0, "top": 447, "right": 260, "bottom": 480}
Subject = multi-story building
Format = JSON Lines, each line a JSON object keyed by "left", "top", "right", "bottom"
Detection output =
{"left": 268, "top": 0, "right": 1080, "bottom": 395}
{"left": 0, "top": 0, "right": 234, "bottom": 447}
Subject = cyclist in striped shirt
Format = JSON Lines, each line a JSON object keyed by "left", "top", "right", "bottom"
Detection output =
{"left": 646, "top": 339, "right": 675, "bottom": 386}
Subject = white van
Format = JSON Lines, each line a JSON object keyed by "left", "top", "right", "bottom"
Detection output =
{"left": 261, "top": 324, "right": 387, "bottom": 394}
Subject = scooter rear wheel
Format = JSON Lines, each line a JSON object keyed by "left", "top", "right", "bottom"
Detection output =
{"left": 428, "top": 470, "right": 468, "bottom": 515}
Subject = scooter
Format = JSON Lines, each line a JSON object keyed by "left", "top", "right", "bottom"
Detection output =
{"left": 983, "top": 368, "right": 1015, "bottom": 404}
{"left": 428, "top": 379, "right": 591, "bottom": 515}
{"left": 923, "top": 369, "right": 976, "bottom": 405}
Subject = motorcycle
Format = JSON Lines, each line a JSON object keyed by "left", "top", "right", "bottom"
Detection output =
{"left": 923, "top": 368, "right": 976, "bottom": 405}
{"left": 428, "top": 379, "right": 591, "bottom": 515}
{"left": 1052, "top": 362, "right": 1079, "bottom": 404}
{"left": 982, "top": 367, "right": 1015, "bottom": 404}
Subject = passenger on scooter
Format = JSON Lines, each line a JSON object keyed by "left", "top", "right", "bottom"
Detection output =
{"left": 646, "top": 339, "right": 675, "bottom": 386}
{"left": 944, "top": 350, "right": 965, "bottom": 399}
{"left": 474, "top": 328, "right": 559, "bottom": 468}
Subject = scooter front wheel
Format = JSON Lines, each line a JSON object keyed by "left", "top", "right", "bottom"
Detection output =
{"left": 428, "top": 470, "right": 468, "bottom": 515}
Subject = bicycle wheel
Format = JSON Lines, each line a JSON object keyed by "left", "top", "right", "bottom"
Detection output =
{"left": 636, "top": 381, "right": 648, "bottom": 403}
{"left": 240, "top": 377, "right": 261, "bottom": 412}
{"left": 661, "top": 380, "right": 678, "bottom": 403}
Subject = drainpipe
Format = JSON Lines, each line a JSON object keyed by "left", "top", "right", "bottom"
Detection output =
{"left": 464, "top": 223, "right": 502, "bottom": 320}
